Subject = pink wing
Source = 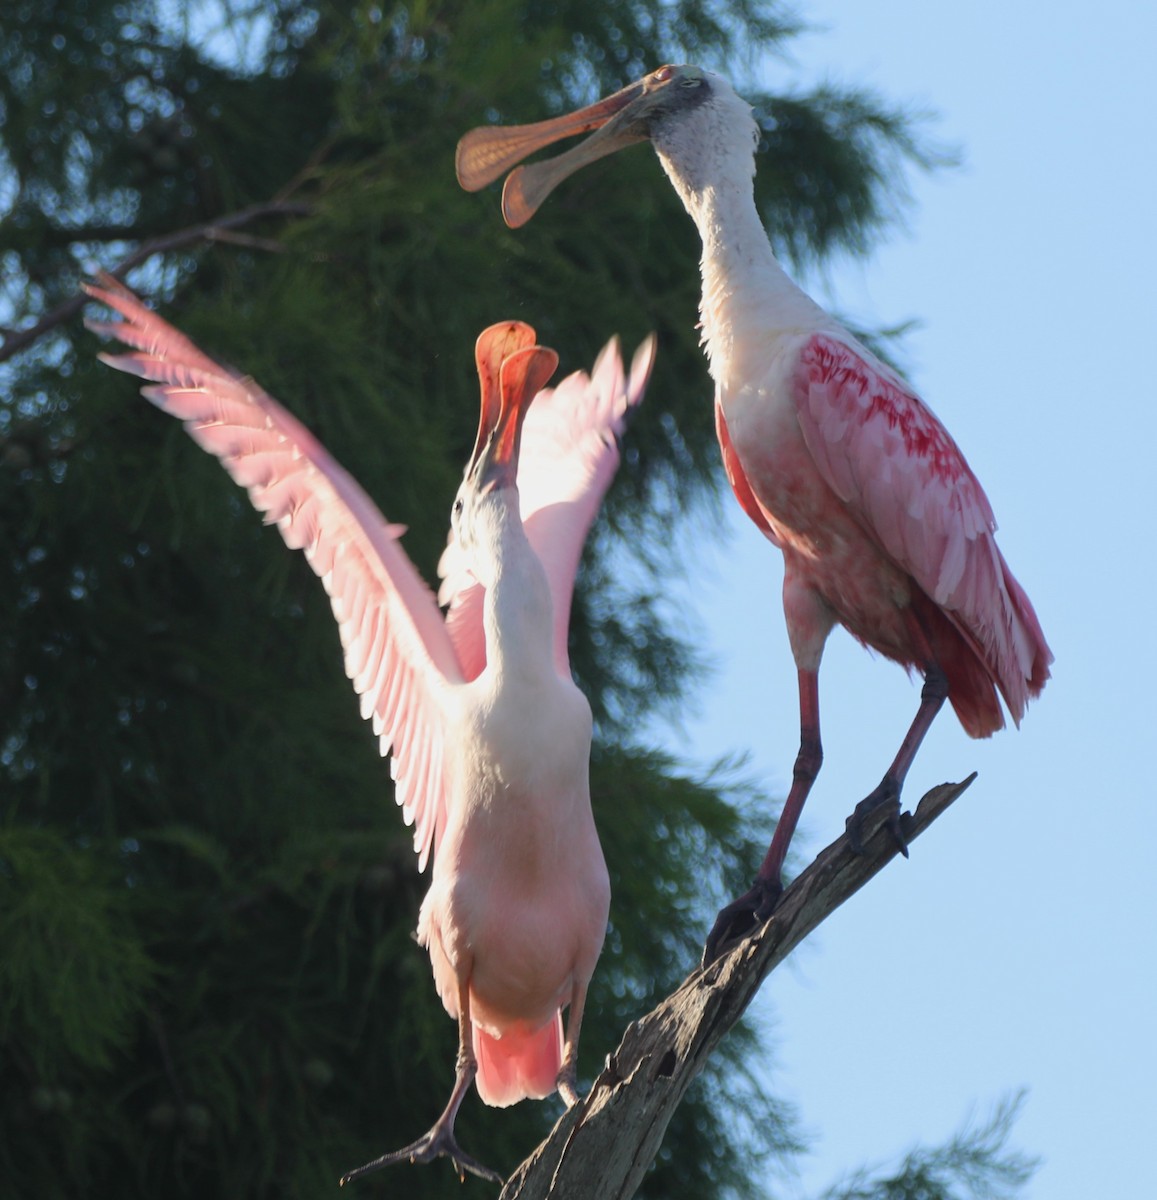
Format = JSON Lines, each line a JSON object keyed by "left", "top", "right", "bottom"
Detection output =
{"left": 440, "top": 334, "right": 655, "bottom": 680}
{"left": 84, "top": 278, "right": 463, "bottom": 871}
{"left": 792, "top": 332, "right": 1051, "bottom": 721}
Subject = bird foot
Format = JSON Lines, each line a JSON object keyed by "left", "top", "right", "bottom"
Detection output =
{"left": 846, "top": 787, "right": 908, "bottom": 858}
{"left": 702, "top": 875, "right": 783, "bottom": 966}
{"left": 339, "top": 1123, "right": 504, "bottom": 1188}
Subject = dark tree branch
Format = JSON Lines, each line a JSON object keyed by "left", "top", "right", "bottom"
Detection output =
{"left": 502, "top": 775, "right": 976, "bottom": 1200}
{"left": 0, "top": 200, "right": 312, "bottom": 365}
{"left": 12, "top": 222, "right": 147, "bottom": 248}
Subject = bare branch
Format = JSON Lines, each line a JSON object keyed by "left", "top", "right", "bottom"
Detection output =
{"left": 204, "top": 228, "right": 294, "bottom": 254}
{"left": 0, "top": 200, "right": 312, "bottom": 366}
{"left": 503, "top": 775, "right": 975, "bottom": 1200}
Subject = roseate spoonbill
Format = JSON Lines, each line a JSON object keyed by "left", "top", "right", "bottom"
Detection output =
{"left": 84, "top": 275, "right": 655, "bottom": 1181}
{"left": 456, "top": 65, "right": 1053, "bottom": 963}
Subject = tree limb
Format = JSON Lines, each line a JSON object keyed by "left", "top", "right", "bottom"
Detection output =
{"left": 503, "top": 775, "right": 975, "bottom": 1200}
{"left": 0, "top": 200, "right": 312, "bottom": 365}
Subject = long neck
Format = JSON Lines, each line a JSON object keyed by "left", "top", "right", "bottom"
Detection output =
{"left": 482, "top": 508, "right": 555, "bottom": 686}
{"left": 662, "top": 154, "right": 833, "bottom": 390}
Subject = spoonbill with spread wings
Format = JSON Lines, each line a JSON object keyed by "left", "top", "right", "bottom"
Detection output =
{"left": 85, "top": 275, "right": 654, "bottom": 1181}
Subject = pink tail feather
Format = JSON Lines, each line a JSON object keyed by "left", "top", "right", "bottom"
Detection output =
{"left": 472, "top": 1013, "right": 563, "bottom": 1108}
{"left": 910, "top": 556, "right": 1052, "bottom": 741}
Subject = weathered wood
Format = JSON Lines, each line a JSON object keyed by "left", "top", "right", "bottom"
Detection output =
{"left": 502, "top": 775, "right": 975, "bottom": 1200}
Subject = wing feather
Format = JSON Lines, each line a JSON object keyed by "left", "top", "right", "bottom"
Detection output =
{"left": 86, "top": 279, "right": 461, "bottom": 867}
{"left": 437, "top": 333, "right": 654, "bottom": 679}
{"left": 523, "top": 333, "right": 656, "bottom": 676}
{"left": 793, "top": 333, "right": 1051, "bottom": 720}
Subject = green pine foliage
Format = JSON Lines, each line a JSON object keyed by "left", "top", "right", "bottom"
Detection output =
{"left": 0, "top": 826, "right": 157, "bottom": 1073}
{"left": 1, "top": 2, "right": 1027, "bottom": 1198}
{"left": 821, "top": 1094, "right": 1039, "bottom": 1200}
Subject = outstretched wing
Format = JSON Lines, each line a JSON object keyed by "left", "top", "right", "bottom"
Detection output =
{"left": 792, "top": 332, "right": 1051, "bottom": 720}
{"left": 523, "top": 334, "right": 656, "bottom": 676}
{"left": 439, "top": 334, "right": 655, "bottom": 680}
{"left": 85, "top": 277, "right": 462, "bottom": 870}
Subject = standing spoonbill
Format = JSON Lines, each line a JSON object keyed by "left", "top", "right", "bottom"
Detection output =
{"left": 456, "top": 65, "right": 1053, "bottom": 963}
{"left": 84, "top": 275, "right": 654, "bottom": 1181}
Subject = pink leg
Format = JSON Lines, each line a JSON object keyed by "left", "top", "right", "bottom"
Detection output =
{"left": 756, "top": 668, "right": 822, "bottom": 884}
{"left": 556, "top": 983, "right": 590, "bottom": 1107}
{"left": 339, "top": 981, "right": 504, "bottom": 1187}
{"left": 703, "top": 669, "right": 823, "bottom": 964}
{"left": 846, "top": 664, "right": 948, "bottom": 854}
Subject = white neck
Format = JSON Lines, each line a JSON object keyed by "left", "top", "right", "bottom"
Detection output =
{"left": 482, "top": 509, "right": 555, "bottom": 685}
{"left": 656, "top": 133, "right": 833, "bottom": 392}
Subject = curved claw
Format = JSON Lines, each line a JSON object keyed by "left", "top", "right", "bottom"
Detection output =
{"left": 846, "top": 788, "right": 908, "bottom": 858}
{"left": 702, "top": 876, "right": 783, "bottom": 966}
{"left": 340, "top": 1125, "right": 505, "bottom": 1188}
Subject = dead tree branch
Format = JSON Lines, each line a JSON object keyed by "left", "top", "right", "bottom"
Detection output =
{"left": 0, "top": 200, "right": 312, "bottom": 366}
{"left": 503, "top": 775, "right": 975, "bottom": 1200}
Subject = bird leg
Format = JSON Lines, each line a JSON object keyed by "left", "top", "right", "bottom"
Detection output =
{"left": 846, "top": 664, "right": 948, "bottom": 855}
{"left": 339, "top": 982, "right": 504, "bottom": 1188}
{"left": 703, "top": 669, "right": 822, "bottom": 964}
{"left": 556, "top": 983, "right": 591, "bottom": 1107}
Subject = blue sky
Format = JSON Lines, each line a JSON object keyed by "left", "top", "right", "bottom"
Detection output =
{"left": 650, "top": 2, "right": 1155, "bottom": 1196}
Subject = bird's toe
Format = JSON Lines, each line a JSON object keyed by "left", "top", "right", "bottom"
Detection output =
{"left": 340, "top": 1125, "right": 504, "bottom": 1188}
{"left": 702, "top": 877, "right": 783, "bottom": 966}
{"left": 845, "top": 787, "right": 907, "bottom": 858}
